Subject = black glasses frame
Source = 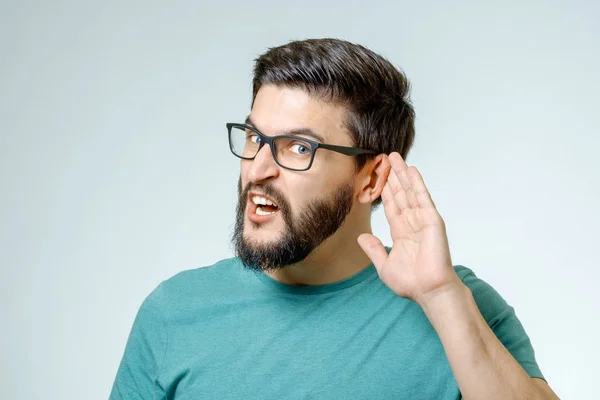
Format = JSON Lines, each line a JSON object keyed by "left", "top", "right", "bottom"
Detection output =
{"left": 226, "top": 123, "right": 376, "bottom": 171}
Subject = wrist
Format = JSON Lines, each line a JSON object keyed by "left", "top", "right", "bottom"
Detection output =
{"left": 416, "top": 279, "right": 487, "bottom": 353}
{"left": 416, "top": 277, "right": 470, "bottom": 312}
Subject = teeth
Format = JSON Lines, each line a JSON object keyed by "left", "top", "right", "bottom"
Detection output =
{"left": 256, "top": 207, "right": 275, "bottom": 216}
{"left": 252, "top": 196, "right": 267, "bottom": 206}
{"left": 252, "top": 195, "right": 277, "bottom": 207}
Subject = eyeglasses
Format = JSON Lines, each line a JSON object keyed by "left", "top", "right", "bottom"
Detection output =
{"left": 226, "top": 123, "right": 376, "bottom": 171}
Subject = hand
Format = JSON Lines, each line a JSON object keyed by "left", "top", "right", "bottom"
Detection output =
{"left": 358, "top": 152, "right": 461, "bottom": 305}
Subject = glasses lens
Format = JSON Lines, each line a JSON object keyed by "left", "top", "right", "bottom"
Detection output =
{"left": 229, "top": 125, "right": 315, "bottom": 170}
{"left": 273, "top": 136, "right": 314, "bottom": 170}
{"left": 229, "top": 125, "right": 260, "bottom": 159}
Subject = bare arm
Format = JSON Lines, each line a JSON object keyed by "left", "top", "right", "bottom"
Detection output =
{"left": 419, "top": 282, "right": 559, "bottom": 400}
{"left": 358, "top": 152, "right": 559, "bottom": 400}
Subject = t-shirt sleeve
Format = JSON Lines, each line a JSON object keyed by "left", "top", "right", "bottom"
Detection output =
{"left": 109, "top": 284, "right": 168, "bottom": 400}
{"left": 454, "top": 265, "right": 545, "bottom": 381}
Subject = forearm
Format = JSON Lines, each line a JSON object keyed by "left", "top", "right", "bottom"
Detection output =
{"left": 419, "top": 281, "right": 556, "bottom": 400}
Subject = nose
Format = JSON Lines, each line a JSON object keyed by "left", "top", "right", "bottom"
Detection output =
{"left": 246, "top": 142, "right": 280, "bottom": 183}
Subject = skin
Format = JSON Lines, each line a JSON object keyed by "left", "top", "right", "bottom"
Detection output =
{"left": 358, "top": 154, "right": 560, "bottom": 399}
{"left": 241, "top": 84, "right": 559, "bottom": 399}
{"left": 241, "top": 84, "right": 390, "bottom": 286}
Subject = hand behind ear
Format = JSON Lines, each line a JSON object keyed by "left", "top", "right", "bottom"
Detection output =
{"left": 356, "top": 153, "right": 392, "bottom": 205}
{"left": 358, "top": 152, "right": 458, "bottom": 304}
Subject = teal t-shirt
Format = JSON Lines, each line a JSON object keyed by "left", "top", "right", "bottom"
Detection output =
{"left": 109, "top": 258, "right": 543, "bottom": 399}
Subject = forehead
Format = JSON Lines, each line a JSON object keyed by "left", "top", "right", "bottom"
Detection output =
{"left": 249, "top": 85, "right": 351, "bottom": 143}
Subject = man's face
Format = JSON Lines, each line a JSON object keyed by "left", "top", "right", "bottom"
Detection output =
{"left": 232, "top": 85, "right": 359, "bottom": 271}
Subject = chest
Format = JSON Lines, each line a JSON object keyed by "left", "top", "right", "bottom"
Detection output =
{"left": 159, "top": 292, "right": 460, "bottom": 399}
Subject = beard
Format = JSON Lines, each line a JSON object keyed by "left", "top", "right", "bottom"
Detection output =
{"left": 232, "top": 178, "right": 354, "bottom": 272}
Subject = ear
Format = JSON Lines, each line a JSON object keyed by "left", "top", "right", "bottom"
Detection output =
{"left": 356, "top": 154, "right": 391, "bottom": 205}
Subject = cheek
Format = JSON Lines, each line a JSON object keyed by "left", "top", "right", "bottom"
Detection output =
{"left": 285, "top": 178, "right": 335, "bottom": 212}
{"left": 292, "top": 161, "right": 354, "bottom": 197}
{"left": 313, "top": 163, "right": 356, "bottom": 192}
{"left": 239, "top": 162, "right": 251, "bottom": 188}
{"left": 283, "top": 180, "right": 313, "bottom": 212}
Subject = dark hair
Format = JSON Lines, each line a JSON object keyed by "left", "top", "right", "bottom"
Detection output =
{"left": 252, "top": 38, "right": 415, "bottom": 207}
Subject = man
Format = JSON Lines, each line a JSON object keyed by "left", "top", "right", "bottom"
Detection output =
{"left": 110, "top": 38, "right": 559, "bottom": 399}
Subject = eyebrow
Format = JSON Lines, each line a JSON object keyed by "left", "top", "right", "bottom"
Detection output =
{"left": 244, "top": 115, "right": 326, "bottom": 143}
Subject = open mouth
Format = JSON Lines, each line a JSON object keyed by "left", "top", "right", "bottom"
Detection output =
{"left": 250, "top": 194, "right": 280, "bottom": 216}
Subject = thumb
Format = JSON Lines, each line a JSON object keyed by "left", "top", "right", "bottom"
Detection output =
{"left": 357, "top": 233, "right": 388, "bottom": 272}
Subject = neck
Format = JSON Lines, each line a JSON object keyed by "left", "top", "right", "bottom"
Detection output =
{"left": 264, "top": 207, "right": 374, "bottom": 286}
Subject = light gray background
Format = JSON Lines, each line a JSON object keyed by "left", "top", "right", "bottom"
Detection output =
{"left": 1, "top": 1, "right": 598, "bottom": 399}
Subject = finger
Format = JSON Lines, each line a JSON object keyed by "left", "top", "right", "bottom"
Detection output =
{"left": 389, "top": 153, "right": 418, "bottom": 208}
{"left": 381, "top": 183, "right": 409, "bottom": 239}
{"left": 407, "top": 167, "right": 435, "bottom": 208}
{"left": 389, "top": 152, "right": 408, "bottom": 171}
{"left": 399, "top": 169, "right": 418, "bottom": 209}
{"left": 386, "top": 165, "right": 409, "bottom": 210}
{"left": 357, "top": 233, "right": 388, "bottom": 271}
{"left": 381, "top": 182, "right": 401, "bottom": 220}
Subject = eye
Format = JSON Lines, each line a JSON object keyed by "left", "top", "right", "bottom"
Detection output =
{"left": 290, "top": 142, "right": 311, "bottom": 155}
{"left": 246, "top": 132, "right": 261, "bottom": 144}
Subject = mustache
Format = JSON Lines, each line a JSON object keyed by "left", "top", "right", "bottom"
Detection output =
{"left": 237, "top": 179, "right": 292, "bottom": 221}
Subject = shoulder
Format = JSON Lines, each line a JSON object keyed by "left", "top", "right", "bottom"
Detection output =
{"left": 143, "top": 257, "right": 244, "bottom": 316}
{"left": 453, "top": 266, "right": 544, "bottom": 379}
{"left": 453, "top": 265, "right": 501, "bottom": 297}
{"left": 163, "top": 257, "right": 242, "bottom": 292}
{"left": 453, "top": 264, "right": 479, "bottom": 283}
{"left": 452, "top": 265, "right": 513, "bottom": 321}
